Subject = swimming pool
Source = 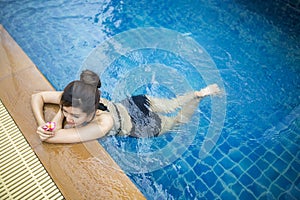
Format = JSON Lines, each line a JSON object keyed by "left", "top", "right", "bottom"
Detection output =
{"left": 1, "top": 0, "right": 299, "bottom": 199}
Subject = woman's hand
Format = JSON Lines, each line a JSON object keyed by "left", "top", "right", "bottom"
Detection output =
{"left": 36, "top": 125, "right": 55, "bottom": 141}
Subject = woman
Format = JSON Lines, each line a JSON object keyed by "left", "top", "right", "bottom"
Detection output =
{"left": 31, "top": 70, "right": 221, "bottom": 143}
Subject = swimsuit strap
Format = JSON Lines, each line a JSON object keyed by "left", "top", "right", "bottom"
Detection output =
{"left": 112, "top": 103, "right": 122, "bottom": 135}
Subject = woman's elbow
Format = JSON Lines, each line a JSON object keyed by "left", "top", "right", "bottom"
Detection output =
{"left": 31, "top": 93, "right": 43, "bottom": 104}
{"left": 31, "top": 93, "right": 37, "bottom": 103}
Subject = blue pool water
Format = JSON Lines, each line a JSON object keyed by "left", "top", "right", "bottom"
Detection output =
{"left": 1, "top": 0, "right": 299, "bottom": 199}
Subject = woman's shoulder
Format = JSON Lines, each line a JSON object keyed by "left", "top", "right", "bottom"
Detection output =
{"left": 94, "top": 110, "right": 114, "bottom": 132}
{"left": 100, "top": 98, "right": 110, "bottom": 105}
{"left": 95, "top": 110, "right": 113, "bottom": 120}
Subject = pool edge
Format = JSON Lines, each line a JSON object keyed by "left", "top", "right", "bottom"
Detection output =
{"left": 0, "top": 24, "right": 145, "bottom": 200}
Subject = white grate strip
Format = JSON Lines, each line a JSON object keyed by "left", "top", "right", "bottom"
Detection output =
{"left": 0, "top": 100, "right": 64, "bottom": 200}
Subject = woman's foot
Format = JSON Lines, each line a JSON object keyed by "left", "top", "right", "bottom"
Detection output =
{"left": 195, "top": 84, "right": 221, "bottom": 98}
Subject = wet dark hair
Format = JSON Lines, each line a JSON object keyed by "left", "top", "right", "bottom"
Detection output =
{"left": 80, "top": 70, "right": 108, "bottom": 111}
{"left": 60, "top": 80, "right": 100, "bottom": 115}
{"left": 80, "top": 69, "right": 101, "bottom": 88}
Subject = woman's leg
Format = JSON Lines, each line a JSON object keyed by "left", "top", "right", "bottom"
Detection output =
{"left": 158, "top": 96, "right": 200, "bottom": 134}
{"left": 147, "top": 92, "right": 195, "bottom": 114}
{"left": 148, "top": 84, "right": 220, "bottom": 113}
{"left": 157, "top": 84, "right": 221, "bottom": 135}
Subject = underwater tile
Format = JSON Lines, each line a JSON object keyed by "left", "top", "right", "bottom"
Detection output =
{"left": 151, "top": 168, "right": 165, "bottom": 179}
{"left": 248, "top": 152, "right": 260, "bottom": 162}
{"left": 228, "top": 149, "right": 244, "bottom": 163}
{"left": 239, "top": 189, "right": 256, "bottom": 200}
{"left": 280, "top": 151, "right": 293, "bottom": 163}
{"left": 185, "top": 170, "right": 197, "bottom": 183}
{"left": 226, "top": 135, "right": 241, "bottom": 148}
{"left": 295, "top": 176, "right": 300, "bottom": 186}
{"left": 256, "top": 174, "right": 272, "bottom": 188}
{"left": 253, "top": 145, "right": 267, "bottom": 157}
{"left": 168, "top": 185, "right": 182, "bottom": 199}
{"left": 271, "top": 143, "right": 285, "bottom": 156}
{"left": 221, "top": 172, "right": 237, "bottom": 185}
{"left": 220, "top": 190, "right": 237, "bottom": 200}
{"left": 184, "top": 184, "right": 197, "bottom": 199}
{"left": 194, "top": 162, "right": 211, "bottom": 176}
{"left": 286, "top": 142, "right": 299, "bottom": 156}
{"left": 212, "top": 180, "right": 224, "bottom": 195}
{"left": 231, "top": 181, "right": 244, "bottom": 196}
{"left": 176, "top": 159, "right": 191, "bottom": 175}
{"left": 156, "top": 172, "right": 170, "bottom": 186}
{"left": 256, "top": 159, "right": 269, "bottom": 171}
{"left": 272, "top": 158, "right": 288, "bottom": 173}
{"left": 239, "top": 157, "right": 253, "bottom": 171}
{"left": 185, "top": 154, "right": 197, "bottom": 168}
{"left": 269, "top": 184, "right": 285, "bottom": 199}
{"left": 219, "top": 141, "right": 231, "bottom": 155}
{"left": 203, "top": 155, "right": 217, "bottom": 167}
{"left": 213, "top": 149, "right": 225, "bottom": 161}
{"left": 264, "top": 166, "right": 280, "bottom": 182}
{"left": 275, "top": 175, "right": 292, "bottom": 191}
{"left": 231, "top": 165, "right": 244, "bottom": 179}
{"left": 201, "top": 171, "right": 218, "bottom": 187}
{"left": 239, "top": 173, "right": 254, "bottom": 187}
{"left": 283, "top": 183, "right": 300, "bottom": 200}
{"left": 166, "top": 167, "right": 179, "bottom": 180}
{"left": 259, "top": 192, "right": 276, "bottom": 200}
{"left": 284, "top": 166, "right": 298, "bottom": 183}
{"left": 279, "top": 193, "right": 298, "bottom": 200}
{"left": 220, "top": 156, "right": 235, "bottom": 170}
{"left": 247, "top": 182, "right": 266, "bottom": 199}
{"left": 194, "top": 179, "right": 208, "bottom": 193}
{"left": 247, "top": 164, "right": 261, "bottom": 179}
{"left": 264, "top": 151, "right": 277, "bottom": 164}
{"left": 214, "top": 164, "right": 225, "bottom": 176}
{"left": 240, "top": 146, "right": 252, "bottom": 156}
{"left": 204, "top": 189, "right": 217, "bottom": 200}
{"left": 291, "top": 160, "right": 300, "bottom": 172}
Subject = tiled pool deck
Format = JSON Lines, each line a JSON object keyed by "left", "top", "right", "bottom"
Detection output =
{"left": 0, "top": 25, "right": 145, "bottom": 199}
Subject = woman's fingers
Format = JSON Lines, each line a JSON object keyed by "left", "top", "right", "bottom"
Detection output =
{"left": 36, "top": 126, "right": 55, "bottom": 141}
{"left": 37, "top": 126, "right": 54, "bottom": 135}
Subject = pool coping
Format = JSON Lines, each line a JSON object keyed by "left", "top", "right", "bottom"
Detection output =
{"left": 0, "top": 24, "right": 145, "bottom": 200}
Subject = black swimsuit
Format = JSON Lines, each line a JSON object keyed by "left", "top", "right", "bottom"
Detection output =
{"left": 120, "top": 95, "right": 162, "bottom": 138}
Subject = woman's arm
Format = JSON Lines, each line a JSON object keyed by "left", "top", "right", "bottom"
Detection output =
{"left": 36, "top": 109, "right": 64, "bottom": 141}
{"left": 31, "top": 91, "right": 63, "bottom": 126}
{"left": 40, "top": 112, "right": 114, "bottom": 143}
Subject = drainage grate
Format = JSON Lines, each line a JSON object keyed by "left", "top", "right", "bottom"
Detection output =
{"left": 0, "top": 100, "right": 64, "bottom": 200}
